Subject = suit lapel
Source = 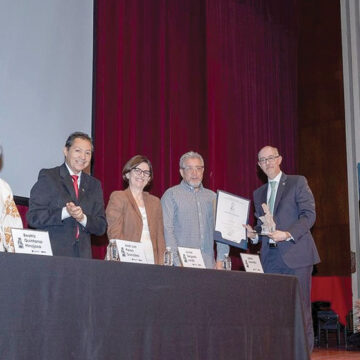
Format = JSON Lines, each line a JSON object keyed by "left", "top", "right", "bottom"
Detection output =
{"left": 260, "top": 185, "right": 267, "bottom": 205}
{"left": 125, "top": 188, "right": 142, "bottom": 221}
{"left": 256, "top": 185, "right": 268, "bottom": 217}
{"left": 60, "top": 163, "right": 77, "bottom": 201}
{"left": 273, "top": 173, "right": 287, "bottom": 214}
{"left": 78, "top": 173, "right": 88, "bottom": 203}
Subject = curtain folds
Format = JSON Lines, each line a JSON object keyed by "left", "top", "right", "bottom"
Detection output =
{"left": 92, "top": 0, "right": 298, "bottom": 257}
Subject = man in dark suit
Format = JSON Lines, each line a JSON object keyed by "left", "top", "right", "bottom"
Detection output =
{"left": 27, "top": 132, "right": 107, "bottom": 258}
{"left": 246, "top": 145, "right": 320, "bottom": 353}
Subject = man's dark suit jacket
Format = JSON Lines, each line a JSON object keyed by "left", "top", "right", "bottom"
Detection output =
{"left": 27, "top": 163, "right": 107, "bottom": 258}
{"left": 254, "top": 173, "right": 320, "bottom": 269}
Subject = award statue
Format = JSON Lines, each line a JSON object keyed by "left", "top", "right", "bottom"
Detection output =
{"left": 259, "top": 203, "right": 276, "bottom": 235}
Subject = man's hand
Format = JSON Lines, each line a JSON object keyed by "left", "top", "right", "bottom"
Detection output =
{"left": 243, "top": 224, "right": 257, "bottom": 240}
{"left": 268, "top": 230, "right": 291, "bottom": 242}
{"left": 215, "top": 260, "right": 224, "bottom": 270}
{"left": 66, "top": 202, "right": 85, "bottom": 222}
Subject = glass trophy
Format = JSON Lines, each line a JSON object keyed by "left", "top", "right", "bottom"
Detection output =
{"left": 259, "top": 203, "right": 276, "bottom": 235}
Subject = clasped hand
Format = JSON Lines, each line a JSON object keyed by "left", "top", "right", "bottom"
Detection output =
{"left": 66, "top": 202, "right": 85, "bottom": 222}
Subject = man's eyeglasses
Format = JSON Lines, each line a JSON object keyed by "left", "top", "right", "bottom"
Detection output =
{"left": 182, "top": 166, "right": 204, "bottom": 173}
{"left": 258, "top": 155, "right": 280, "bottom": 165}
{"left": 132, "top": 167, "right": 151, "bottom": 177}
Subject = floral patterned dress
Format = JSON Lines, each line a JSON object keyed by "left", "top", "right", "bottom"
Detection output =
{"left": 0, "top": 178, "right": 23, "bottom": 252}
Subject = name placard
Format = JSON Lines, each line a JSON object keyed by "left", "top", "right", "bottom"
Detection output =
{"left": 116, "top": 240, "right": 147, "bottom": 264}
{"left": 11, "top": 228, "right": 53, "bottom": 256}
{"left": 240, "top": 253, "right": 264, "bottom": 273}
{"left": 178, "top": 247, "right": 206, "bottom": 269}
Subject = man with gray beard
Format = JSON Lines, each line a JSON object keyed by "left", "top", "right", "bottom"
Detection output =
{"left": 161, "top": 151, "right": 229, "bottom": 269}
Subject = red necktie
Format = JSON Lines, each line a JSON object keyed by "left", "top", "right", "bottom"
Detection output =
{"left": 71, "top": 175, "right": 79, "bottom": 199}
{"left": 71, "top": 175, "right": 80, "bottom": 238}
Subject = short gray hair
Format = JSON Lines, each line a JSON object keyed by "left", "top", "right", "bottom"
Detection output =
{"left": 179, "top": 151, "right": 204, "bottom": 169}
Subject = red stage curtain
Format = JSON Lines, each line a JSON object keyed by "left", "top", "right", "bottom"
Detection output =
{"left": 92, "top": 0, "right": 298, "bottom": 258}
{"left": 17, "top": 205, "right": 28, "bottom": 228}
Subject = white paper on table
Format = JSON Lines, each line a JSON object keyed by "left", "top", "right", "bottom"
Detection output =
{"left": 115, "top": 239, "right": 148, "bottom": 264}
{"left": 240, "top": 253, "right": 264, "bottom": 273}
{"left": 178, "top": 247, "right": 206, "bottom": 269}
{"left": 12, "top": 228, "right": 53, "bottom": 256}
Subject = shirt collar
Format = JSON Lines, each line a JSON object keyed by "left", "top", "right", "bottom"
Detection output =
{"left": 181, "top": 180, "right": 203, "bottom": 192}
{"left": 65, "top": 163, "right": 82, "bottom": 180}
{"left": 268, "top": 171, "right": 282, "bottom": 183}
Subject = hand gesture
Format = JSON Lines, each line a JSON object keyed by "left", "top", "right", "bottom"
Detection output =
{"left": 66, "top": 202, "right": 85, "bottom": 222}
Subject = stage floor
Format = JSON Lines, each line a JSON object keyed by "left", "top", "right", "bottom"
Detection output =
{"left": 312, "top": 348, "right": 360, "bottom": 359}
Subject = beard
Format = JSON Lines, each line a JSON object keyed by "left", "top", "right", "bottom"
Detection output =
{"left": 186, "top": 180, "right": 202, "bottom": 188}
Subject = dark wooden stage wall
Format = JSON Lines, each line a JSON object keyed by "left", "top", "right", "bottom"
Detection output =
{"left": 297, "top": 0, "right": 350, "bottom": 276}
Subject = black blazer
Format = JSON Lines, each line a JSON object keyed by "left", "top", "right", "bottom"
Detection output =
{"left": 27, "top": 163, "right": 107, "bottom": 258}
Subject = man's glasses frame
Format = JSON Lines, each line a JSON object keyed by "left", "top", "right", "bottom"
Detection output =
{"left": 258, "top": 155, "right": 280, "bottom": 165}
{"left": 182, "top": 166, "right": 204, "bottom": 173}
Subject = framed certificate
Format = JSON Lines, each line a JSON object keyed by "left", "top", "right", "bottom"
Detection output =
{"left": 214, "top": 190, "right": 250, "bottom": 249}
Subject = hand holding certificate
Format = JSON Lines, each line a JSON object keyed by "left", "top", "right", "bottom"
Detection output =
{"left": 214, "top": 190, "right": 249, "bottom": 249}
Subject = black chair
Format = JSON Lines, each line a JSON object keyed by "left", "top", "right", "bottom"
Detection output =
{"left": 312, "top": 300, "right": 331, "bottom": 344}
{"left": 317, "top": 310, "right": 341, "bottom": 346}
{"left": 344, "top": 309, "right": 353, "bottom": 348}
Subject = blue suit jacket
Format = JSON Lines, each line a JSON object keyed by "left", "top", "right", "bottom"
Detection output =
{"left": 27, "top": 163, "right": 107, "bottom": 258}
{"left": 253, "top": 173, "right": 320, "bottom": 269}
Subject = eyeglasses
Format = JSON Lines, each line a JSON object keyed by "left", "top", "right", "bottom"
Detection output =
{"left": 258, "top": 155, "right": 280, "bottom": 165}
{"left": 182, "top": 166, "right": 204, "bottom": 173}
{"left": 132, "top": 167, "right": 151, "bottom": 177}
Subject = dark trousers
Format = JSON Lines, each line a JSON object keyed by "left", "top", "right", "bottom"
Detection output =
{"left": 73, "top": 240, "right": 80, "bottom": 257}
{"left": 263, "top": 248, "right": 314, "bottom": 354}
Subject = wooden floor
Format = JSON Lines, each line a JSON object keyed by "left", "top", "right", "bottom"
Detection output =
{"left": 311, "top": 347, "right": 360, "bottom": 359}
{"left": 310, "top": 330, "right": 360, "bottom": 359}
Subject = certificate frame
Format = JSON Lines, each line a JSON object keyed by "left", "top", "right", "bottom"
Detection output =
{"left": 214, "top": 190, "right": 250, "bottom": 249}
